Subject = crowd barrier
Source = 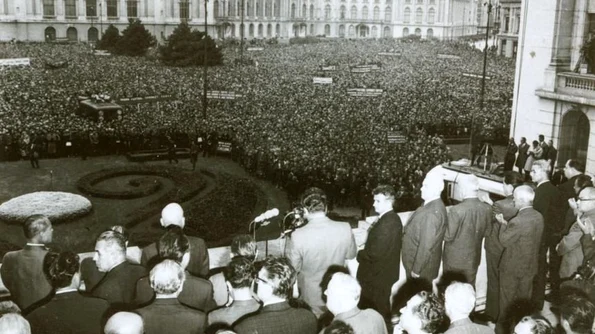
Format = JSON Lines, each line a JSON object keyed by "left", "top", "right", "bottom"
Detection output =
{"left": 0, "top": 209, "right": 489, "bottom": 310}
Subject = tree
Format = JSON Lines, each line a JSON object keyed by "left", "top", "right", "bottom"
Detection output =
{"left": 97, "top": 25, "right": 120, "bottom": 51}
{"left": 159, "top": 22, "right": 223, "bottom": 67}
{"left": 115, "top": 19, "right": 156, "bottom": 56}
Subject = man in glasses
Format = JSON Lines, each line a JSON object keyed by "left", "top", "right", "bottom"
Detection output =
{"left": 576, "top": 187, "right": 595, "bottom": 267}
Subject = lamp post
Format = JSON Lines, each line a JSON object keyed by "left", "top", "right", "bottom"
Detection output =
{"left": 99, "top": 1, "right": 103, "bottom": 36}
{"left": 203, "top": 0, "right": 208, "bottom": 119}
{"left": 240, "top": 0, "right": 244, "bottom": 65}
{"left": 468, "top": 0, "right": 492, "bottom": 161}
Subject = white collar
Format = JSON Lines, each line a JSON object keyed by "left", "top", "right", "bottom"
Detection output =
{"left": 26, "top": 243, "right": 45, "bottom": 247}
{"left": 537, "top": 180, "right": 550, "bottom": 187}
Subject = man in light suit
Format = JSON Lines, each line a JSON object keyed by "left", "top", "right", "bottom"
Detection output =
{"left": 356, "top": 184, "right": 402, "bottom": 322}
{"left": 444, "top": 282, "right": 494, "bottom": 334}
{"left": 286, "top": 187, "right": 357, "bottom": 317}
{"left": 402, "top": 171, "right": 447, "bottom": 282}
{"left": 141, "top": 203, "right": 210, "bottom": 278}
{"left": 1, "top": 215, "right": 53, "bottom": 311}
{"left": 496, "top": 185, "right": 544, "bottom": 331}
{"left": 443, "top": 174, "right": 492, "bottom": 287}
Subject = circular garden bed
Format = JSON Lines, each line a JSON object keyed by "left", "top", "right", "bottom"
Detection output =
{"left": 0, "top": 191, "right": 92, "bottom": 224}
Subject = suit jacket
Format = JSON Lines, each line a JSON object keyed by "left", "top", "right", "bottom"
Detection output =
{"left": 25, "top": 291, "right": 111, "bottom": 334}
{"left": 0, "top": 245, "right": 53, "bottom": 311}
{"left": 534, "top": 181, "right": 564, "bottom": 240}
{"left": 516, "top": 142, "right": 529, "bottom": 170}
{"left": 319, "top": 307, "right": 388, "bottom": 334}
{"left": 135, "top": 271, "right": 217, "bottom": 312}
{"left": 444, "top": 318, "right": 494, "bottom": 334}
{"left": 234, "top": 301, "right": 317, "bottom": 334}
{"left": 285, "top": 214, "right": 357, "bottom": 316}
{"left": 142, "top": 235, "right": 209, "bottom": 278}
{"left": 485, "top": 197, "right": 517, "bottom": 259}
{"left": 136, "top": 298, "right": 207, "bottom": 334}
{"left": 443, "top": 198, "right": 492, "bottom": 277}
{"left": 207, "top": 298, "right": 261, "bottom": 326}
{"left": 557, "top": 222, "right": 584, "bottom": 278}
{"left": 90, "top": 261, "right": 148, "bottom": 307}
{"left": 580, "top": 209, "right": 595, "bottom": 266}
{"left": 356, "top": 210, "right": 402, "bottom": 287}
{"left": 402, "top": 199, "right": 447, "bottom": 280}
{"left": 499, "top": 207, "right": 544, "bottom": 278}
{"left": 559, "top": 175, "right": 581, "bottom": 233}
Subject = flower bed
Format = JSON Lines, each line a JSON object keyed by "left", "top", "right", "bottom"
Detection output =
{"left": 0, "top": 191, "right": 92, "bottom": 224}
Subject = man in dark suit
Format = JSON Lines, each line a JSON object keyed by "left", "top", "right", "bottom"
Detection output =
{"left": 356, "top": 184, "right": 402, "bottom": 322}
{"left": 443, "top": 174, "right": 492, "bottom": 287}
{"left": 234, "top": 257, "right": 317, "bottom": 334}
{"left": 90, "top": 231, "right": 148, "bottom": 308}
{"left": 285, "top": 187, "right": 357, "bottom": 317}
{"left": 1, "top": 215, "right": 53, "bottom": 311}
{"left": 530, "top": 160, "right": 564, "bottom": 308}
{"left": 402, "top": 171, "right": 447, "bottom": 282}
{"left": 135, "top": 226, "right": 216, "bottom": 312}
{"left": 141, "top": 203, "right": 209, "bottom": 278}
{"left": 504, "top": 138, "right": 518, "bottom": 172}
{"left": 547, "top": 140, "right": 557, "bottom": 175}
{"left": 516, "top": 137, "right": 529, "bottom": 178}
{"left": 136, "top": 260, "right": 206, "bottom": 334}
{"left": 560, "top": 159, "right": 584, "bottom": 232}
{"left": 538, "top": 134, "right": 549, "bottom": 160}
{"left": 496, "top": 185, "right": 544, "bottom": 331}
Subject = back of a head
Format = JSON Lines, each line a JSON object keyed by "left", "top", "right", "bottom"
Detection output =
{"left": 459, "top": 174, "right": 479, "bottom": 197}
{"left": 150, "top": 259, "right": 185, "bottom": 295}
{"left": 230, "top": 234, "right": 257, "bottom": 261}
{"left": 0, "top": 313, "right": 31, "bottom": 334}
{"left": 324, "top": 320, "right": 355, "bottom": 334}
{"left": 517, "top": 316, "right": 554, "bottom": 334}
{"left": 514, "top": 185, "right": 535, "bottom": 206}
{"left": 96, "top": 231, "right": 126, "bottom": 257}
{"left": 503, "top": 171, "right": 525, "bottom": 189}
{"left": 109, "top": 225, "right": 129, "bottom": 243}
{"left": 568, "top": 159, "right": 586, "bottom": 173}
{"left": 373, "top": 185, "right": 396, "bottom": 200}
{"left": 414, "top": 291, "right": 445, "bottom": 334}
{"left": 104, "top": 312, "right": 144, "bottom": 334}
{"left": 326, "top": 273, "right": 360, "bottom": 313}
{"left": 262, "top": 256, "right": 296, "bottom": 298}
{"left": 43, "top": 251, "right": 80, "bottom": 289}
{"left": 161, "top": 203, "right": 184, "bottom": 228}
{"left": 574, "top": 175, "right": 593, "bottom": 193}
{"left": 560, "top": 291, "right": 595, "bottom": 334}
{"left": 423, "top": 171, "right": 445, "bottom": 194}
{"left": 23, "top": 215, "right": 51, "bottom": 242}
{"left": 158, "top": 226, "right": 189, "bottom": 263}
{"left": 444, "top": 282, "right": 475, "bottom": 318}
{"left": 301, "top": 187, "right": 328, "bottom": 213}
{"left": 224, "top": 256, "right": 255, "bottom": 289}
{"left": 532, "top": 160, "right": 551, "bottom": 177}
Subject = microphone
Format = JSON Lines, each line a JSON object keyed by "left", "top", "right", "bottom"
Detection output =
{"left": 253, "top": 208, "right": 280, "bottom": 226}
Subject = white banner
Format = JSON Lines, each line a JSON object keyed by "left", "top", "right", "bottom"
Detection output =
{"left": 437, "top": 54, "right": 461, "bottom": 60}
{"left": 247, "top": 47, "right": 264, "bottom": 51}
{"left": 320, "top": 65, "right": 336, "bottom": 71}
{"left": 313, "top": 77, "right": 333, "bottom": 84}
{"left": 378, "top": 52, "right": 401, "bottom": 56}
{"left": 462, "top": 72, "right": 492, "bottom": 80}
{"left": 206, "top": 91, "right": 243, "bottom": 100}
{"left": 0, "top": 58, "right": 31, "bottom": 66}
{"left": 351, "top": 64, "right": 381, "bottom": 73}
{"left": 347, "top": 88, "right": 383, "bottom": 97}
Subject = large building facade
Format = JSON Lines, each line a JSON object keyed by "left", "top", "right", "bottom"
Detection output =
{"left": 0, "top": 0, "right": 477, "bottom": 41}
{"left": 511, "top": 0, "right": 595, "bottom": 171}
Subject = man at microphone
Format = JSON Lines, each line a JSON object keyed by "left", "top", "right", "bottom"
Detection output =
{"left": 285, "top": 187, "right": 357, "bottom": 318}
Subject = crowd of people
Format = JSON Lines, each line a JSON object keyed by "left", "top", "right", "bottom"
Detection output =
{"left": 0, "top": 38, "right": 514, "bottom": 209}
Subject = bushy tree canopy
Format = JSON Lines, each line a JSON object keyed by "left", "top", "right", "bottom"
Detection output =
{"left": 159, "top": 23, "right": 223, "bottom": 67}
{"left": 97, "top": 24, "right": 120, "bottom": 51}
{"left": 115, "top": 19, "right": 156, "bottom": 56}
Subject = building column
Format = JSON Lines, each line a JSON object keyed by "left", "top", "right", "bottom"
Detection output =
{"left": 585, "top": 113, "right": 595, "bottom": 173}
{"left": 570, "top": 0, "right": 588, "bottom": 70}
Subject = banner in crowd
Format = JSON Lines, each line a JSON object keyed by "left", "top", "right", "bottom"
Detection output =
{"left": 378, "top": 52, "right": 401, "bottom": 56}
{"left": 217, "top": 141, "right": 232, "bottom": 153}
{"left": 437, "top": 54, "right": 461, "bottom": 60}
{"left": 350, "top": 64, "right": 381, "bottom": 73}
{"left": 206, "top": 91, "right": 242, "bottom": 100}
{"left": 320, "top": 65, "right": 337, "bottom": 71}
{"left": 462, "top": 72, "right": 492, "bottom": 80}
{"left": 93, "top": 50, "right": 112, "bottom": 56}
{"left": 247, "top": 47, "right": 264, "bottom": 51}
{"left": 313, "top": 77, "right": 333, "bottom": 85}
{"left": 347, "top": 88, "right": 383, "bottom": 97}
{"left": 0, "top": 58, "right": 31, "bottom": 66}
{"left": 118, "top": 95, "right": 174, "bottom": 105}
{"left": 388, "top": 131, "right": 407, "bottom": 144}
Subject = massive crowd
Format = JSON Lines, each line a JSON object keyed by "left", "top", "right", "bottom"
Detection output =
{"left": 0, "top": 38, "right": 514, "bottom": 208}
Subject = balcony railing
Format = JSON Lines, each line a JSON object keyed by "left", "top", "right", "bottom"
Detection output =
{"left": 557, "top": 72, "right": 595, "bottom": 99}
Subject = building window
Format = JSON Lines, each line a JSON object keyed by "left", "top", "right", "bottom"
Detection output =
{"left": 264, "top": 0, "right": 270, "bottom": 16}
{"left": 350, "top": 5, "right": 356, "bottom": 19}
{"left": 290, "top": 2, "right": 295, "bottom": 18}
{"left": 324, "top": 4, "right": 330, "bottom": 18}
{"left": 415, "top": 27, "right": 421, "bottom": 36}
{"left": 274, "top": 0, "right": 280, "bottom": 16}
{"left": 127, "top": 1, "right": 138, "bottom": 17}
{"left": 340, "top": 5, "right": 345, "bottom": 18}
{"left": 384, "top": 5, "right": 390, "bottom": 21}
{"left": 256, "top": 0, "right": 261, "bottom": 16}
{"left": 247, "top": 0, "right": 253, "bottom": 17}
{"left": 373, "top": 6, "right": 379, "bottom": 20}
{"left": 427, "top": 7, "right": 434, "bottom": 24}
{"left": 65, "top": 0, "right": 76, "bottom": 17}
{"left": 402, "top": 27, "right": 408, "bottom": 36}
{"left": 403, "top": 7, "right": 410, "bottom": 23}
{"left": 416, "top": 0, "right": 422, "bottom": 3}
{"left": 427, "top": 28, "right": 433, "bottom": 38}
{"left": 310, "top": 4, "right": 314, "bottom": 18}
{"left": 362, "top": 5, "right": 367, "bottom": 19}
{"left": 324, "top": 24, "right": 330, "bottom": 35}
{"left": 43, "top": 0, "right": 55, "bottom": 16}
{"left": 86, "top": 0, "right": 97, "bottom": 16}
{"left": 415, "top": 7, "right": 422, "bottom": 23}
{"left": 106, "top": 0, "right": 118, "bottom": 17}
{"left": 179, "top": 1, "right": 189, "bottom": 18}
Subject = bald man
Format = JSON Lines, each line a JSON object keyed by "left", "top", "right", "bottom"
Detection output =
{"left": 141, "top": 203, "right": 210, "bottom": 277}
{"left": 104, "top": 312, "right": 144, "bottom": 334}
{"left": 443, "top": 174, "right": 492, "bottom": 287}
{"left": 495, "top": 185, "right": 544, "bottom": 330}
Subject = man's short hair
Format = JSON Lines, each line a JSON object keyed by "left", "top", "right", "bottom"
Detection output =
{"left": 503, "top": 171, "right": 525, "bottom": 188}
{"left": 158, "top": 226, "right": 189, "bottom": 263}
{"left": 532, "top": 160, "right": 551, "bottom": 174}
{"left": 104, "top": 312, "right": 144, "bottom": 334}
{"left": 108, "top": 225, "right": 129, "bottom": 243}
{"left": 444, "top": 282, "right": 475, "bottom": 317}
{"left": 373, "top": 185, "right": 396, "bottom": 200}
{"left": 539, "top": 134, "right": 545, "bottom": 141}
{"left": 517, "top": 316, "right": 553, "bottom": 334}
{"left": 96, "top": 231, "right": 126, "bottom": 255}
{"left": 412, "top": 291, "right": 445, "bottom": 334}
{"left": 327, "top": 273, "right": 361, "bottom": 301}
{"left": 230, "top": 235, "right": 257, "bottom": 261}
{"left": 23, "top": 215, "right": 50, "bottom": 240}
{"left": 262, "top": 257, "right": 296, "bottom": 298}
{"left": 459, "top": 174, "right": 479, "bottom": 193}
{"left": 224, "top": 256, "right": 255, "bottom": 289}
{"left": 43, "top": 251, "right": 80, "bottom": 289}
{"left": 560, "top": 291, "right": 595, "bottom": 334}
{"left": 320, "top": 265, "right": 350, "bottom": 294}
{"left": 568, "top": 159, "right": 586, "bottom": 173}
{"left": 324, "top": 320, "right": 355, "bottom": 334}
{"left": 301, "top": 187, "right": 327, "bottom": 213}
{"left": 150, "top": 259, "right": 185, "bottom": 295}
{"left": 0, "top": 301, "right": 20, "bottom": 316}
{"left": 514, "top": 185, "right": 535, "bottom": 205}
{"left": 0, "top": 313, "right": 31, "bottom": 334}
